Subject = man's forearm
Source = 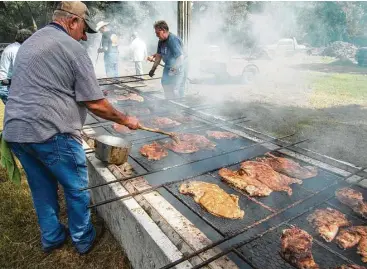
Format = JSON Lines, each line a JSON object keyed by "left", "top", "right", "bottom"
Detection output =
{"left": 152, "top": 54, "right": 162, "bottom": 69}
{"left": 84, "top": 99, "right": 128, "bottom": 125}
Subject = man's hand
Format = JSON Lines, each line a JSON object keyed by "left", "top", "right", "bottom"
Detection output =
{"left": 98, "top": 48, "right": 105, "bottom": 53}
{"left": 147, "top": 56, "right": 155, "bottom": 62}
{"left": 122, "top": 115, "right": 140, "bottom": 130}
{"left": 148, "top": 68, "right": 156, "bottom": 77}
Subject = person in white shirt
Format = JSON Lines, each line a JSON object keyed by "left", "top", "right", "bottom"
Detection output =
{"left": 129, "top": 32, "right": 147, "bottom": 76}
{"left": 0, "top": 29, "right": 33, "bottom": 104}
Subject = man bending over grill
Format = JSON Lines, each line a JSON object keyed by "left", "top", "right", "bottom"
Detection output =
{"left": 2, "top": 1, "right": 139, "bottom": 255}
{"left": 148, "top": 20, "right": 187, "bottom": 99}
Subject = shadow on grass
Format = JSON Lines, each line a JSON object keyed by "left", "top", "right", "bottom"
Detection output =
{"left": 291, "top": 60, "right": 367, "bottom": 74}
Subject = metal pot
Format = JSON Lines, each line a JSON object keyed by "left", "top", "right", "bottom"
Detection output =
{"left": 94, "top": 135, "right": 131, "bottom": 165}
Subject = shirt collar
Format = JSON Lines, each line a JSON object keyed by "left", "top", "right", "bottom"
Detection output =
{"left": 49, "top": 22, "right": 68, "bottom": 35}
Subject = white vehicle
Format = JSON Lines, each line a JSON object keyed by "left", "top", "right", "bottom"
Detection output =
{"left": 263, "top": 37, "right": 307, "bottom": 57}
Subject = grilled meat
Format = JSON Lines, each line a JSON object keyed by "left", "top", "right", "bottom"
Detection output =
{"left": 143, "top": 117, "right": 181, "bottom": 128}
{"left": 112, "top": 123, "right": 133, "bottom": 134}
{"left": 116, "top": 93, "right": 144, "bottom": 102}
{"left": 257, "top": 153, "right": 318, "bottom": 179}
{"left": 139, "top": 142, "right": 168, "bottom": 161}
{"left": 335, "top": 265, "right": 367, "bottom": 269}
{"left": 336, "top": 188, "right": 367, "bottom": 219}
{"left": 206, "top": 131, "right": 239, "bottom": 139}
{"left": 307, "top": 208, "right": 350, "bottom": 242}
{"left": 179, "top": 134, "right": 216, "bottom": 149}
{"left": 281, "top": 226, "right": 319, "bottom": 269}
{"left": 164, "top": 140, "right": 199, "bottom": 153}
{"left": 336, "top": 226, "right": 367, "bottom": 263}
{"left": 164, "top": 133, "right": 215, "bottom": 154}
{"left": 218, "top": 168, "right": 273, "bottom": 197}
{"left": 179, "top": 181, "right": 245, "bottom": 219}
{"left": 240, "top": 161, "right": 302, "bottom": 195}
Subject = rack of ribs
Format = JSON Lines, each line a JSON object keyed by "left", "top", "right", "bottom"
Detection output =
{"left": 206, "top": 130, "right": 239, "bottom": 139}
{"left": 336, "top": 188, "right": 367, "bottom": 219}
{"left": 257, "top": 153, "right": 318, "bottom": 179}
{"left": 280, "top": 226, "right": 319, "bottom": 269}
{"left": 335, "top": 226, "right": 367, "bottom": 263}
{"left": 307, "top": 208, "right": 350, "bottom": 242}
{"left": 139, "top": 142, "right": 168, "bottom": 161}
{"left": 179, "top": 181, "right": 244, "bottom": 219}
{"left": 164, "top": 133, "right": 216, "bottom": 154}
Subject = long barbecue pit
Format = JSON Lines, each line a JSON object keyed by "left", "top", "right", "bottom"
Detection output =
{"left": 83, "top": 77, "right": 367, "bottom": 269}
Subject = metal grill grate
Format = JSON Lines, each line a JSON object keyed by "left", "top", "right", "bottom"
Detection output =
{"left": 166, "top": 174, "right": 273, "bottom": 236}
{"left": 290, "top": 202, "right": 367, "bottom": 266}
{"left": 238, "top": 224, "right": 349, "bottom": 269}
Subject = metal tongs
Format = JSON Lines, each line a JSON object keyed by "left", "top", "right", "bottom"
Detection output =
{"left": 138, "top": 124, "right": 180, "bottom": 143}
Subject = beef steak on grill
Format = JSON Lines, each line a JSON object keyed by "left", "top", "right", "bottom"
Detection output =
{"left": 257, "top": 153, "right": 318, "bottom": 179}
{"left": 218, "top": 167, "right": 273, "bottom": 197}
{"left": 164, "top": 133, "right": 215, "bottom": 154}
{"left": 116, "top": 93, "right": 144, "bottom": 102}
{"left": 139, "top": 142, "right": 168, "bottom": 160}
{"left": 143, "top": 117, "right": 181, "bottom": 128}
{"left": 206, "top": 131, "right": 239, "bottom": 139}
{"left": 336, "top": 188, "right": 367, "bottom": 219}
{"left": 307, "top": 208, "right": 350, "bottom": 242}
{"left": 240, "top": 161, "right": 302, "bottom": 195}
{"left": 179, "top": 181, "right": 244, "bottom": 219}
{"left": 281, "top": 226, "right": 319, "bottom": 269}
{"left": 335, "top": 226, "right": 367, "bottom": 263}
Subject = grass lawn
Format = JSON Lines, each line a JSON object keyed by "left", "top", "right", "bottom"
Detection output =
{"left": 0, "top": 102, "right": 130, "bottom": 269}
{"left": 310, "top": 72, "right": 367, "bottom": 108}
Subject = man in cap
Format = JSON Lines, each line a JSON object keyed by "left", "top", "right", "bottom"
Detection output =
{"left": 3, "top": 1, "right": 140, "bottom": 255}
{"left": 148, "top": 20, "right": 187, "bottom": 99}
{"left": 96, "top": 21, "right": 119, "bottom": 77}
{"left": 0, "top": 29, "right": 33, "bottom": 104}
{"left": 129, "top": 32, "right": 147, "bottom": 76}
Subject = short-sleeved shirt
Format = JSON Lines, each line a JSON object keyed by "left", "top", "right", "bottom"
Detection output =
{"left": 3, "top": 24, "right": 104, "bottom": 143}
{"left": 102, "top": 31, "right": 118, "bottom": 54}
{"left": 0, "top": 42, "right": 21, "bottom": 98}
{"left": 157, "top": 33, "right": 184, "bottom": 68}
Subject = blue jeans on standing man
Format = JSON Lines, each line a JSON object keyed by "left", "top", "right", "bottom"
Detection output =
{"left": 9, "top": 134, "right": 95, "bottom": 253}
{"left": 104, "top": 52, "right": 119, "bottom": 78}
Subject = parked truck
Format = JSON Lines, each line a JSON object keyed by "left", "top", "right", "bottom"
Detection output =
{"left": 261, "top": 37, "right": 308, "bottom": 57}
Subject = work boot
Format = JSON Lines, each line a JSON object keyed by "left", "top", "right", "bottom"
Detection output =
{"left": 78, "top": 220, "right": 105, "bottom": 255}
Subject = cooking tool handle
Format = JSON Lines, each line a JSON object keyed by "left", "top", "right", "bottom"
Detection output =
{"left": 138, "top": 125, "right": 179, "bottom": 143}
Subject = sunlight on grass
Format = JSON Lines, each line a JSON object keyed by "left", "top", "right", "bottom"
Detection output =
{"left": 310, "top": 72, "right": 367, "bottom": 108}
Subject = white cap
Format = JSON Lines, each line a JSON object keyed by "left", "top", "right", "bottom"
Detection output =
{"left": 96, "top": 21, "right": 110, "bottom": 31}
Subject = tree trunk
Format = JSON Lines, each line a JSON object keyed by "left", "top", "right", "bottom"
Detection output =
{"left": 24, "top": 1, "right": 37, "bottom": 30}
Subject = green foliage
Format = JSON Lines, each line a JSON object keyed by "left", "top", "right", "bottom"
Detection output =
{"left": 0, "top": 1, "right": 366, "bottom": 47}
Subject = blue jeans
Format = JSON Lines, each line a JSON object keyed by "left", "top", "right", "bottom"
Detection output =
{"left": 9, "top": 134, "right": 95, "bottom": 253}
{"left": 161, "top": 67, "right": 186, "bottom": 99}
{"left": 104, "top": 52, "right": 119, "bottom": 77}
{"left": 0, "top": 85, "right": 9, "bottom": 104}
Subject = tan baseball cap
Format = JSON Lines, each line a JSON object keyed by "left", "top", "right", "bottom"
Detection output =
{"left": 55, "top": 1, "right": 97, "bottom": 33}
